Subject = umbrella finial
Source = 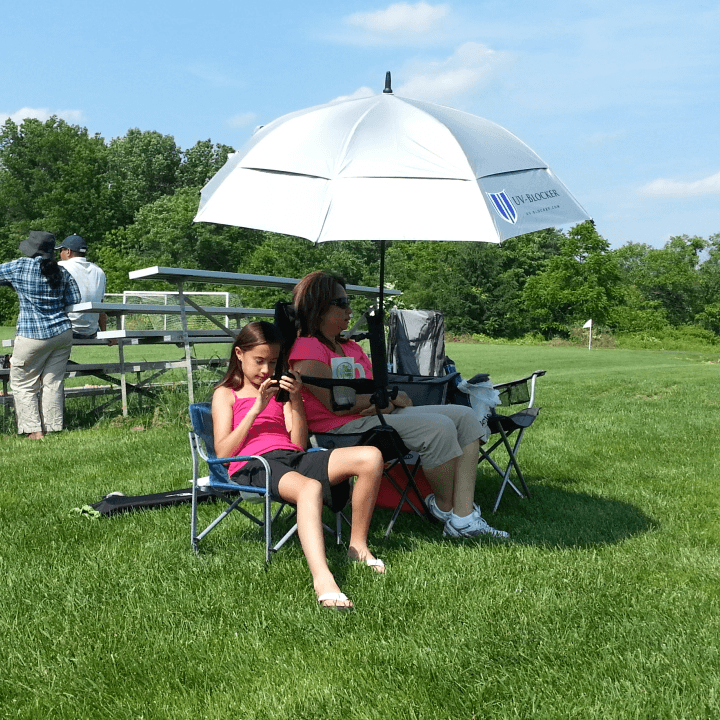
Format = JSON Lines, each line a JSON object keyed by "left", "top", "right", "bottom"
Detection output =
{"left": 383, "top": 71, "right": 393, "bottom": 94}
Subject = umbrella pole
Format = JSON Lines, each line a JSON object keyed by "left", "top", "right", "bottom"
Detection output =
{"left": 379, "top": 239, "right": 386, "bottom": 317}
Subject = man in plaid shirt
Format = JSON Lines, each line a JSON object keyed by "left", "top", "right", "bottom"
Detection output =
{"left": 0, "top": 231, "right": 81, "bottom": 438}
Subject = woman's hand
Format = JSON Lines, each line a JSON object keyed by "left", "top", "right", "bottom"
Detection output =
{"left": 392, "top": 391, "right": 413, "bottom": 408}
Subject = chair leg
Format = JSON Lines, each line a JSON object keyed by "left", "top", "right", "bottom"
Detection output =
{"left": 264, "top": 493, "right": 272, "bottom": 565}
{"left": 487, "top": 426, "right": 531, "bottom": 513}
{"left": 271, "top": 522, "right": 299, "bottom": 553}
{"left": 383, "top": 456, "right": 429, "bottom": 540}
{"left": 195, "top": 494, "right": 246, "bottom": 545}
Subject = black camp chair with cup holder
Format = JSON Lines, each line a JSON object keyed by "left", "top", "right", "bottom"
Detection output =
{"left": 188, "top": 402, "right": 347, "bottom": 563}
{"left": 274, "top": 303, "right": 456, "bottom": 538}
{"left": 476, "top": 370, "right": 546, "bottom": 512}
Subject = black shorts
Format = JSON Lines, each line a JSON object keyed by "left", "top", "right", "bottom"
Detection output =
{"left": 230, "top": 449, "right": 349, "bottom": 511}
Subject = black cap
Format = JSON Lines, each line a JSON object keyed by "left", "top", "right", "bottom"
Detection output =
{"left": 56, "top": 234, "right": 87, "bottom": 254}
{"left": 19, "top": 231, "right": 56, "bottom": 260}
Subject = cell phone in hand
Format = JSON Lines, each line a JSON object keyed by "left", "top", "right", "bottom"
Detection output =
{"left": 273, "top": 365, "right": 293, "bottom": 403}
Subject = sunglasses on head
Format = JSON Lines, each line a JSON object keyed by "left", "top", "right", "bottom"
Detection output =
{"left": 329, "top": 297, "right": 351, "bottom": 309}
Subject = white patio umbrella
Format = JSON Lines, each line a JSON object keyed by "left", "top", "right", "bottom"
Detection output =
{"left": 194, "top": 72, "right": 591, "bottom": 309}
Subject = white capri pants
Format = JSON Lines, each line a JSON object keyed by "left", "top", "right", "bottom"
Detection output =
{"left": 332, "top": 403, "right": 482, "bottom": 470}
{"left": 10, "top": 330, "right": 73, "bottom": 434}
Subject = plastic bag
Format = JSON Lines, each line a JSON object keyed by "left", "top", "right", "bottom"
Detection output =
{"left": 456, "top": 377, "right": 501, "bottom": 443}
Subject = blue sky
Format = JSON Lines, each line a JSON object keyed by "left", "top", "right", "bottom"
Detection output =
{"left": 2, "top": 0, "right": 718, "bottom": 249}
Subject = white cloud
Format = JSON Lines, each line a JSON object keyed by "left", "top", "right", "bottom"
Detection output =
{"left": 346, "top": 2, "right": 450, "bottom": 35}
{"left": 340, "top": 2, "right": 455, "bottom": 45}
{"left": 396, "top": 42, "right": 510, "bottom": 106}
{"left": 328, "top": 86, "right": 376, "bottom": 104}
{"left": 583, "top": 130, "right": 626, "bottom": 147}
{"left": 637, "top": 172, "right": 720, "bottom": 198}
{"left": 0, "top": 107, "right": 85, "bottom": 125}
{"left": 227, "top": 112, "right": 257, "bottom": 129}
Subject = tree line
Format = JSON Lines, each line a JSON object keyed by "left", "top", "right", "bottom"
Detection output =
{"left": 1, "top": 116, "right": 718, "bottom": 342}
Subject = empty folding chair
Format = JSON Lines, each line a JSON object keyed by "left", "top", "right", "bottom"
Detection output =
{"left": 477, "top": 370, "right": 546, "bottom": 512}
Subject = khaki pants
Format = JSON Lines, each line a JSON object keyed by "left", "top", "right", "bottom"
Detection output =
{"left": 10, "top": 330, "right": 73, "bottom": 434}
{"left": 333, "top": 403, "right": 483, "bottom": 470}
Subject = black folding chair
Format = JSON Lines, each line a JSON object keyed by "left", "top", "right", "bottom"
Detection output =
{"left": 310, "top": 373, "right": 457, "bottom": 539}
{"left": 477, "top": 370, "right": 546, "bottom": 512}
{"left": 276, "top": 303, "right": 447, "bottom": 538}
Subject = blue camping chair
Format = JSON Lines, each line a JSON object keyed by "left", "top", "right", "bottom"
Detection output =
{"left": 189, "top": 402, "right": 342, "bottom": 563}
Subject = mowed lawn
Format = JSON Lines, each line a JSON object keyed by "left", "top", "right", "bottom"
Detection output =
{"left": 1, "top": 341, "right": 719, "bottom": 719}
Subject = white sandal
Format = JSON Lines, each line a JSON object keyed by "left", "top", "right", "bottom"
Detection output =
{"left": 349, "top": 556, "right": 386, "bottom": 573}
{"left": 317, "top": 592, "right": 353, "bottom": 611}
{"left": 364, "top": 558, "right": 385, "bottom": 569}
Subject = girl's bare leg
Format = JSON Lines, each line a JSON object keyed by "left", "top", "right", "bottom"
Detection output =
{"left": 277, "top": 472, "right": 351, "bottom": 608}
{"left": 328, "top": 447, "right": 385, "bottom": 572}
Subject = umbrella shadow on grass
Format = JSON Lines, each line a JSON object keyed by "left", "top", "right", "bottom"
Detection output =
{"left": 377, "top": 481, "right": 658, "bottom": 552}
{"left": 487, "top": 483, "right": 658, "bottom": 549}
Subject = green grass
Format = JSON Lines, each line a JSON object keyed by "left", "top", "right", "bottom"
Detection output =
{"left": 1, "top": 339, "right": 719, "bottom": 719}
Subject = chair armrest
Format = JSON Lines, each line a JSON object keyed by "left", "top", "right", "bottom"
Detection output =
{"left": 493, "top": 370, "right": 546, "bottom": 408}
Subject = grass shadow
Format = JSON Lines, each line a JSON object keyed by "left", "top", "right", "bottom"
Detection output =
{"left": 486, "top": 481, "right": 658, "bottom": 549}
{"left": 375, "top": 481, "right": 658, "bottom": 552}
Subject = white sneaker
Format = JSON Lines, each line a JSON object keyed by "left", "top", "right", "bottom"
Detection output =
{"left": 443, "top": 509, "right": 510, "bottom": 539}
{"left": 425, "top": 494, "right": 452, "bottom": 523}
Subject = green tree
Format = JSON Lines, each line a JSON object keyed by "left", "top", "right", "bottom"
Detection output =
{"left": 480, "top": 229, "right": 563, "bottom": 337}
{"left": 385, "top": 229, "right": 562, "bottom": 337}
{"left": 177, "top": 140, "right": 234, "bottom": 189}
{"left": 385, "top": 241, "right": 489, "bottom": 334}
{"left": 236, "top": 235, "right": 382, "bottom": 310}
{"left": 97, "top": 188, "right": 263, "bottom": 293}
{"left": 522, "top": 221, "right": 621, "bottom": 335}
{"left": 0, "top": 116, "right": 114, "bottom": 249}
{"left": 107, "top": 129, "right": 181, "bottom": 227}
{"left": 696, "top": 233, "right": 720, "bottom": 333}
{"left": 614, "top": 235, "right": 707, "bottom": 327}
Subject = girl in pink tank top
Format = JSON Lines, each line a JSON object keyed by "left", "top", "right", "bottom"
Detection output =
{"left": 212, "top": 322, "right": 387, "bottom": 611}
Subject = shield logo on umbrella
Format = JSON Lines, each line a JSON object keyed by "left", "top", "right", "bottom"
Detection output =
{"left": 486, "top": 190, "right": 518, "bottom": 225}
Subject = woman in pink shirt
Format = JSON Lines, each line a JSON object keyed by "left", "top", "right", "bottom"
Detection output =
{"left": 212, "top": 322, "right": 385, "bottom": 611}
{"left": 289, "top": 271, "right": 509, "bottom": 540}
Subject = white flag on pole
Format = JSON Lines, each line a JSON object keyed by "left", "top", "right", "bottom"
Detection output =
{"left": 582, "top": 319, "right": 593, "bottom": 329}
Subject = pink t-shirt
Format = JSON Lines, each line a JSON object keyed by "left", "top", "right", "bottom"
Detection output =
{"left": 289, "top": 336, "right": 374, "bottom": 434}
{"left": 227, "top": 392, "right": 303, "bottom": 476}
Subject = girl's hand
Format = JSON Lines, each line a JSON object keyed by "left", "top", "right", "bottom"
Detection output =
{"left": 280, "top": 371, "right": 303, "bottom": 403}
{"left": 254, "top": 377, "right": 279, "bottom": 414}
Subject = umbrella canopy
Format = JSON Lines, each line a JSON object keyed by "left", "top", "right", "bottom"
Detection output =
{"left": 194, "top": 75, "right": 591, "bottom": 244}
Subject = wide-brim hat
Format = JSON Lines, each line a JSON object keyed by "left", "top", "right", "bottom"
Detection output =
{"left": 19, "top": 231, "right": 56, "bottom": 260}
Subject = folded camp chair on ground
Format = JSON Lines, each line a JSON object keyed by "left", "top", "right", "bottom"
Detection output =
{"left": 189, "top": 402, "right": 343, "bottom": 563}
{"left": 476, "top": 370, "right": 546, "bottom": 513}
